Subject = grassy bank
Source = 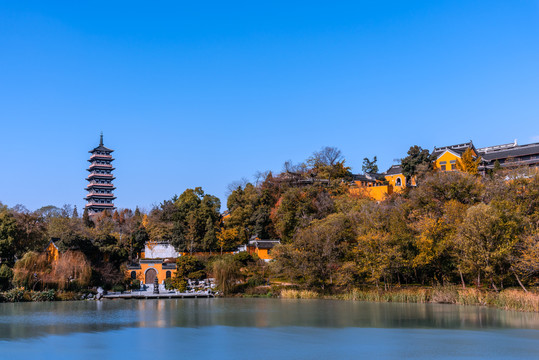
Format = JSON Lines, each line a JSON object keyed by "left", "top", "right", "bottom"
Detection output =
{"left": 0, "top": 288, "right": 95, "bottom": 302}
{"left": 279, "top": 287, "right": 539, "bottom": 312}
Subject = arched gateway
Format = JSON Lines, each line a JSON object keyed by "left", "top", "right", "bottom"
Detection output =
{"left": 145, "top": 268, "right": 157, "bottom": 284}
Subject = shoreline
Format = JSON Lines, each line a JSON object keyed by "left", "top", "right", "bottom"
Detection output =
{"left": 2, "top": 286, "right": 539, "bottom": 314}
{"left": 274, "top": 287, "right": 539, "bottom": 313}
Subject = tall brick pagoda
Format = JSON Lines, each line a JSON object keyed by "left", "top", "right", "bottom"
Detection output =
{"left": 85, "top": 133, "right": 116, "bottom": 215}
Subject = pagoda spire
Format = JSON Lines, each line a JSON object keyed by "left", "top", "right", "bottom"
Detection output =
{"left": 85, "top": 135, "right": 116, "bottom": 215}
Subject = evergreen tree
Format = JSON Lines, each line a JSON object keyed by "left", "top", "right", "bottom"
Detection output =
{"left": 401, "top": 145, "right": 432, "bottom": 179}
{"left": 362, "top": 156, "right": 379, "bottom": 174}
{"left": 82, "top": 207, "right": 94, "bottom": 228}
{"left": 202, "top": 217, "right": 217, "bottom": 251}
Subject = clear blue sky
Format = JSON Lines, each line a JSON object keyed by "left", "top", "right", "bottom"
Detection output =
{"left": 1, "top": 1, "right": 538, "bottom": 212}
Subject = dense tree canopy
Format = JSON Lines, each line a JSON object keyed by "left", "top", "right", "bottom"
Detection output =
{"left": 2, "top": 146, "right": 539, "bottom": 294}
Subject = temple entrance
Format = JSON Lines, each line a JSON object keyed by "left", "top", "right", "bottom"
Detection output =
{"left": 145, "top": 268, "right": 157, "bottom": 284}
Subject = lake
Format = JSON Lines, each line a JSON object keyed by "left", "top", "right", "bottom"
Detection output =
{"left": 1, "top": 298, "right": 538, "bottom": 359}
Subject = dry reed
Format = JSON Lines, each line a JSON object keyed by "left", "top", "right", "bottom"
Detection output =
{"left": 280, "top": 289, "right": 319, "bottom": 299}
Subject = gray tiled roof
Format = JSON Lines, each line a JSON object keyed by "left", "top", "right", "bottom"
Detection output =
{"left": 384, "top": 165, "right": 403, "bottom": 175}
{"left": 249, "top": 240, "right": 281, "bottom": 249}
{"left": 432, "top": 141, "right": 474, "bottom": 158}
{"left": 89, "top": 144, "right": 114, "bottom": 153}
{"left": 352, "top": 173, "right": 384, "bottom": 182}
{"left": 479, "top": 142, "right": 539, "bottom": 162}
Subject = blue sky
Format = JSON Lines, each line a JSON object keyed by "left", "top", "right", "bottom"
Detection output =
{"left": 1, "top": 1, "right": 538, "bottom": 212}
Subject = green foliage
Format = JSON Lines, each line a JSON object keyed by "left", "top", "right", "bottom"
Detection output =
{"left": 172, "top": 255, "right": 206, "bottom": 290}
{"left": 164, "top": 187, "right": 221, "bottom": 252}
{"left": 111, "top": 284, "right": 124, "bottom": 293}
{"left": 0, "top": 264, "right": 13, "bottom": 291}
{"left": 273, "top": 186, "right": 334, "bottom": 242}
{"left": 212, "top": 256, "right": 241, "bottom": 294}
{"left": 274, "top": 213, "right": 353, "bottom": 289}
{"left": 31, "top": 289, "right": 56, "bottom": 302}
{"left": 457, "top": 203, "right": 523, "bottom": 288}
{"left": 176, "top": 255, "right": 205, "bottom": 278}
{"left": 0, "top": 209, "right": 18, "bottom": 265}
{"left": 130, "top": 279, "right": 141, "bottom": 290}
{"left": 3, "top": 288, "right": 25, "bottom": 302}
{"left": 362, "top": 156, "right": 379, "bottom": 174}
{"left": 401, "top": 145, "right": 432, "bottom": 179}
{"left": 234, "top": 252, "right": 255, "bottom": 266}
{"left": 164, "top": 277, "right": 175, "bottom": 290}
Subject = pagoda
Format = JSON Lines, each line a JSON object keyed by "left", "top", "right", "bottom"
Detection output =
{"left": 85, "top": 133, "right": 116, "bottom": 215}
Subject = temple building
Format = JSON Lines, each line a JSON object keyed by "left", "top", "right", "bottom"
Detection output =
{"left": 236, "top": 238, "right": 281, "bottom": 262}
{"left": 477, "top": 140, "right": 539, "bottom": 173}
{"left": 85, "top": 133, "right": 116, "bottom": 215}
{"left": 350, "top": 165, "right": 410, "bottom": 201}
{"left": 432, "top": 141, "right": 479, "bottom": 172}
{"left": 127, "top": 242, "right": 178, "bottom": 285}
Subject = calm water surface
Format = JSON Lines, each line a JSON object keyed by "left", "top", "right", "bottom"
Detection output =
{"left": 1, "top": 298, "right": 538, "bottom": 359}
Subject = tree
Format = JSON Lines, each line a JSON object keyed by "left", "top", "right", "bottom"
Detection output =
{"left": 202, "top": 217, "right": 217, "bottom": 251}
{"left": 172, "top": 255, "right": 206, "bottom": 291}
{"left": 170, "top": 188, "right": 221, "bottom": 252}
{"left": 308, "top": 146, "right": 343, "bottom": 167}
{"left": 82, "top": 207, "right": 93, "bottom": 228}
{"left": 52, "top": 251, "right": 92, "bottom": 290}
{"left": 362, "top": 156, "right": 379, "bottom": 174}
{"left": 212, "top": 256, "right": 240, "bottom": 294}
{"left": 353, "top": 203, "right": 405, "bottom": 289}
{"left": 0, "top": 209, "right": 18, "bottom": 265}
{"left": 0, "top": 264, "right": 13, "bottom": 291}
{"left": 12, "top": 251, "right": 50, "bottom": 289}
{"left": 217, "top": 228, "right": 239, "bottom": 254}
{"left": 401, "top": 145, "right": 432, "bottom": 179}
{"left": 457, "top": 203, "right": 522, "bottom": 290}
{"left": 274, "top": 213, "right": 353, "bottom": 289}
{"left": 460, "top": 148, "right": 480, "bottom": 175}
{"left": 12, "top": 209, "right": 47, "bottom": 257}
{"left": 407, "top": 171, "right": 484, "bottom": 217}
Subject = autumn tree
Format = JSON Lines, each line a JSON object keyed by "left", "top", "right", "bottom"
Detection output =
{"left": 307, "top": 146, "right": 352, "bottom": 180}
{"left": 274, "top": 213, "right": 353, "bottom": 289}
{"left": 212, "top": 256, "right": 241, "bottom": 294}
{"left": 217, "top": 227, "right": 239, "bottom": 254}
{"left": 457, "top": 203, "right": 522, "bottom": 290}
{"left": 272, "top": 186, "right": 334, "bottom": 242}
{"left": 460, "top": 148, "right": 481, "bottom": 175}
{"left": 52, "top": 250, "right": 92, "bottom": 290}
{"left": 12, "top": 251, "right": 50, "bottom": 289}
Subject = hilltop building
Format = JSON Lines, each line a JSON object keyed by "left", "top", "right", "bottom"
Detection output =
{"left": 477, "top": 140, "right": 539, "bottom": 173}
{"left": 350, "top": 165, "right": 409, "bottom": 201}
{"left": 350, "top": 138, "right": 539, "bottom": 201}
{"left": 430, "top": 139, "right": 539, "bottom": 173}
{"left": 432, "top": 141, "right": 478, "bottom": 171}
{"left": 85, "top": 133, "right": 116, "bottom": 215}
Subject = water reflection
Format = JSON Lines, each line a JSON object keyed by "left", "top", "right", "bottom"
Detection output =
{"left": 0, "top": 298, "right": 538, "bottom": 341}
